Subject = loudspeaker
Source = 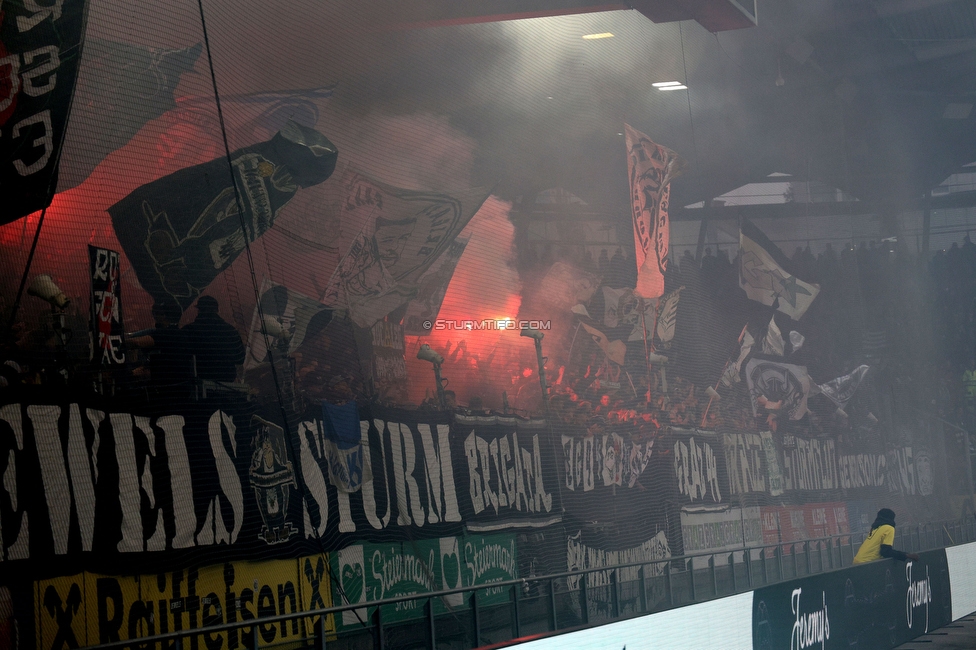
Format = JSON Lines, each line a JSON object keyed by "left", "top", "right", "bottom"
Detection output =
{"left": 520, "top": 326, "right": 545, "bottom": 341}
{"left": 261, "top": 315, "right": 291, "bottom": 341}
{"left": 417, "top": 343, "right": 444, "bottom": 365}
{"left": 28, "top": 274, "right": 69, "bottom": 309}
{"left": 648, "top": 352, "right": 669, "bottom": 364}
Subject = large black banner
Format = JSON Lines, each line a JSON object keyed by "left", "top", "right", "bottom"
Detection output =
{"left": 557, "top": 424, "right": 674, "bottom": 552}
{"left": 0, "top": 394, "right": 560, "bottom": 578}
{"left": 109, "top": 121, "right": 337, "bottom": 311}
{"left": 669, "top": 427, "right": 728, "bottom": 506}
{"left": 452, "top": 413, "right": 560, "bottom": 532}
{"left": 0, "top": 0, "right": 88, "bottom": 224}
{"left": 751, "top": 550, "right": 952, "bottom": 650}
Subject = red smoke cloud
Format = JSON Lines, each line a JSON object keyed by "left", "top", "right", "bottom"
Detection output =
{"left": 405, "top": 195, "right": 542, "bottom": 410}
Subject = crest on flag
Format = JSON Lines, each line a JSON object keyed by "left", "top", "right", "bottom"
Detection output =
{"left": 110, "top": 122, "right": 338, "bottom": 310}
{"left": 323, "top": 169, "right": 490, "bottom": 328}
{"left": 744, "top": 358, "right": 813, "bottom": 420}
{"left": 739, "top": 219, "right": 820, "bottom": 319}
{"left": 789, "top": 330, "right": 805, "bottom": 352}
{"left": 624, "top": 124, "right": 686, "bottom": 299}
{"left": 602, "top": 286, "right": 631, "bottom": 328}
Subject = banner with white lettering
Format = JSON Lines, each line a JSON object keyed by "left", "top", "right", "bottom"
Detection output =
{"left": 0, "top": 0, "right": 88, "bottom": 224}
{"left": 557, "top": 425, "right": 672, "bottom": 547}
{"left": 453, "top": 413, "right": 560, "bottom": 532}
{"left": 760, "top": 502, "right": 850, "bottom": 553}
{"left": 680, "top": 506, "right": 762, "bottom": 569}
{"left": 329, "top": 533, "right": 516, "bottom": 630}
{"left": 88, "top": 245, "right": 125, "bottom": 366}
{"left": 566, "top": 528, "right": 671, "bottom": 621}
{"left": 669, "top": 428, "right": 728, "bottom": 506}
{"left": 751, "top": 549, "right": 951, "bottom": 649}
{"left": 0, "top": 394, "right": 563, "bottom": 575}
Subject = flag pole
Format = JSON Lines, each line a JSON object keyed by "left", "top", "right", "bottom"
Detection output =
{"left": 700, "top": 322, "right": 749, "bottom": 427}
{"left": 639, "top": 297, "right": 656, "bottom": 403}
{"left": 567, "top": 321, "right": 582, "bottom": 364}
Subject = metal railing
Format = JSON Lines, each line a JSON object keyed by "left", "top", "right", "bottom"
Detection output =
{"left": 85, "top": 518, "right": 976, "bottom": 650}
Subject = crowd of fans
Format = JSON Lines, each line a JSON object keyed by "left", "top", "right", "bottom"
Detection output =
{"left": 4, "top": 224, "right": 976, "bottom": 450}
{"left": 472, "top": 230, "right": 976, "bottom": 444}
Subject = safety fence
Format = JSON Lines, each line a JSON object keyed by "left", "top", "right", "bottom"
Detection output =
{"left": 82, "top": 517, "right": 976, "bottom": 650}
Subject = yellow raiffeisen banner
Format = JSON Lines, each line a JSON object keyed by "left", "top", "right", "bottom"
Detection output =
{"left": 34, "top": 555, "right": 334, "bottom": 649}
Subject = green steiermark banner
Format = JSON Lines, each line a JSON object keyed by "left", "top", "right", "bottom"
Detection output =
{"left": 331, "top": 534, "right": 517, "bottom": 629}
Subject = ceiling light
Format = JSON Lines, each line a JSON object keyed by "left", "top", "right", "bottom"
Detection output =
{"left": 657, "top": 85, "right": 688, "bottom": 91}
{"left": 653, "top": 81, "right": 682, "bottom": 87}
{"left": 582, "top": 32, "right": 614, "bottom": 40}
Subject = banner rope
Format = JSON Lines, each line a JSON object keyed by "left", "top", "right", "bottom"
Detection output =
{"left": 194, "top": 0, "right": 365, "bottom": 630}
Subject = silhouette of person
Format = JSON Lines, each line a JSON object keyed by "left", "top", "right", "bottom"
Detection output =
{"left": 182, "top": 296, "right": 245, "bottom": 382}
{"left": 132, "top": 300, "right": 189, "bottom": 402}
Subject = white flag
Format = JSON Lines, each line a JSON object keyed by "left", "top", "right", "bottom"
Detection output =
{"left": 739, "top": 219, "right": 820, "bottom": 319}
{"left": 818, "top": 365, "right": 870, "bottom": 409}
{"left": 655, "top": 286, "right": 684, "bottom": 344}
{"left": 762, "top": 315, "right": 785, "bottom": 356}
{"left": 602, "top": 286, "right": 631, "bottom": 328}
{"left": 721, "top": 329, "right": 755, "bottom": 387}
{"left": 323, "top": 168, "right": 490, "bottom": 328}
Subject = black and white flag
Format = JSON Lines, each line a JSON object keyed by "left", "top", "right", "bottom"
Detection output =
{"left": 110, "top": 121, "right": 338, "bottom": 311}
{"left": 739, "top": 219, "right": 819, "bottom": 319}
{"left": 0, "top": 0, "right": 89, "bottom": 224}
{"left": 720, "top": 329, "right": 754, "bottom": 388}
{"left": 654, "top": 285, "right": 683, "bottom": 346}
{"left": 323, "top": 169, "right": 490, "bottom": 328}
{"left": 244, "top": 281, "right": 334, "bottom": 370}
{"left": 761, "top": 315, "right": 785, "bottom": 356}
{"left": 818, "top": 365, "right": 869, "bottom": 409}
{"left": 744, "top": 358, "right": 813, "bottom": 420}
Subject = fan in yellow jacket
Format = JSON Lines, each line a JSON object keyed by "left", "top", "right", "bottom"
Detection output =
{"left": 853, "top": 508, "right": 920, "bottom": 564}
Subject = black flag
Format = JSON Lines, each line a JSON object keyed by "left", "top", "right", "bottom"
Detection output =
{"left": 0, "top": 0, "right": 89, "bottom": 224}
{"left": 109, "top": 121, "right": 337, "bottom": 310}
